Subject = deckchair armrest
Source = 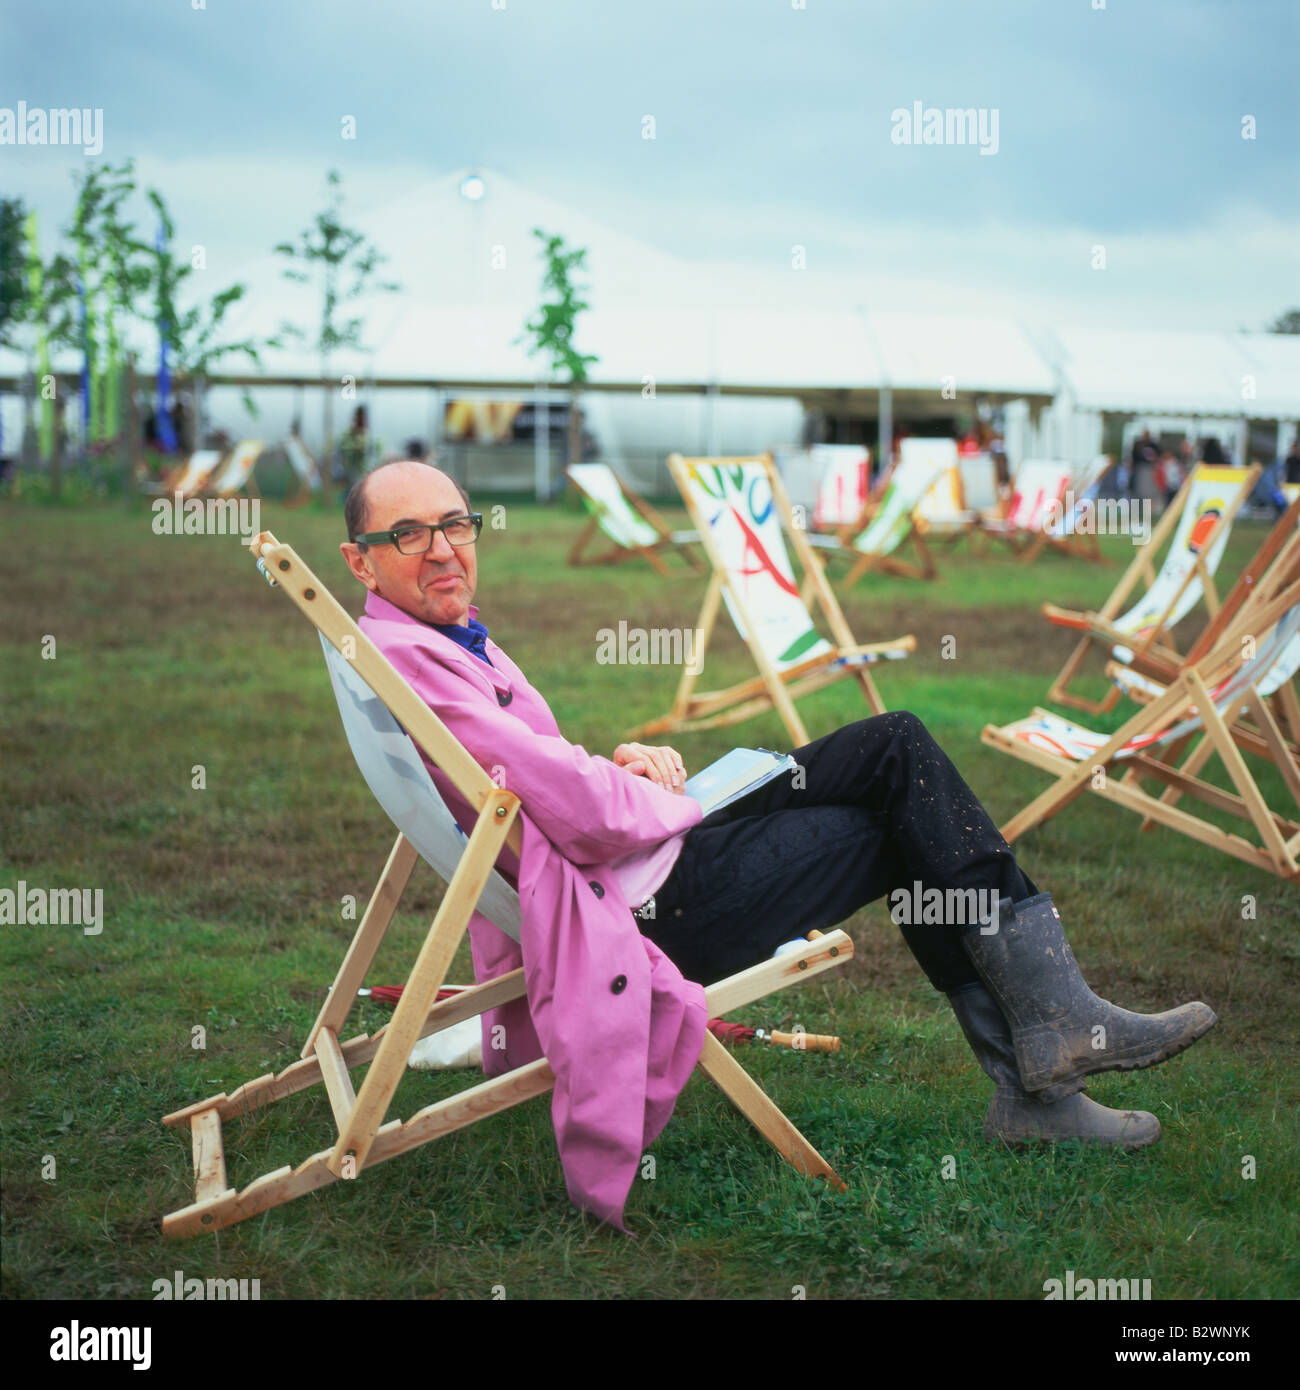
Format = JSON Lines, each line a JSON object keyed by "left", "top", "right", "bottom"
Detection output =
{"left": 1042, "top": 602, "right": 1091, "bottom": 630}
{"left": 840, "top": 634, "right": 918, "bottom": 658}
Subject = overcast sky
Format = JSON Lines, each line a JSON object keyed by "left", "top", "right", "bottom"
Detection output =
{"left": 2, "top": 0, "right": 1297, "bottom": 332}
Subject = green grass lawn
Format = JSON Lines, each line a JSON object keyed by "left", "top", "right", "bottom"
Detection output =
{"left": 1, "top": 494, "right": 1296, "bottom": 1300}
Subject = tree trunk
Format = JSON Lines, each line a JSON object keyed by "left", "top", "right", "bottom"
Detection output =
{"left": 567, "top": 390, "right": 582, "bottom": 468}
{"left": 49, "top": 380, "right": 62, "bottom": 499}
{"left": 122, "top": 359, "right": 138, "bottom": 497}
{"left": 321, "top": 360, "right": 334, "bottom": 506}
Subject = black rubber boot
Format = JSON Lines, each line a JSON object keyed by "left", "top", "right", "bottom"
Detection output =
{"left": 961, "top": 893, "right": 1217, "bottom": 1103}
{"left": 947, "top": 981, "right": 1161, "bottom": 1149}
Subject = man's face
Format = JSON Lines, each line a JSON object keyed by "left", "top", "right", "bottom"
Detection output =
{"left": 340, "top": 464, "right": 478, "bottom": 626}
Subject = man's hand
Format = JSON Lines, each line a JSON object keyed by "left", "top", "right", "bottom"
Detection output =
{"left": 612, "top": 742, "right": 687, "bottom": 794}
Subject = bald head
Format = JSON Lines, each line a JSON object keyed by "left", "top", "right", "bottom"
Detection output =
{"left": 345, "top": 461, "right": 470, "bottom": 543}
{"left": 339, "top": 461, "right": 479, "bottom": 626}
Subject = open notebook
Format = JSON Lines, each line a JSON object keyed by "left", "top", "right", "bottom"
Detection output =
{"left": 685, "top": 746, "right": 797, "bottom": 816}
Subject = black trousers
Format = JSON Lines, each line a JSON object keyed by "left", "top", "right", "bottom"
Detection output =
{"left": 639, "top": 712, "right": 1037, "bottom": 991}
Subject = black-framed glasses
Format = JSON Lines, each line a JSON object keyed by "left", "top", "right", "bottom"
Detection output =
{"left": 355, "top": 513, "right": 483, "bottom": 553}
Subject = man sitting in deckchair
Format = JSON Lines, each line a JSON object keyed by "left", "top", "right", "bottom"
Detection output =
{"left": 339, "top": 461, "right": 1217, "bottom": 1152}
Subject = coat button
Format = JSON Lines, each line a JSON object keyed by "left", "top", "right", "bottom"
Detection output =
{"left": 589, "top": 880, "right": 604, "bottom": 898}
{"left": 610, "top": 975, "right": 627, "bottom": 994}
{"left": 497, "top": 689, "right": 513, "bottom": 707}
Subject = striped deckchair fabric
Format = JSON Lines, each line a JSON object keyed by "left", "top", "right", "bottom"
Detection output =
{"left": 1019, "top": 455, "right": 1118, "bottom": 563}
{"left": 1042, "top": 463, "right": 1261, "bottom": 714}
{"left": 628, "top": 453, "right": 915, "bottom": 747}
{"left": 566, "top": 463, "right": 702, "bottom": 575}
{"left": 979, "top": 460, "right": 1073, "bottom": 556}
{"left": 810, "top": 444, "right": 871, "bottom": 531}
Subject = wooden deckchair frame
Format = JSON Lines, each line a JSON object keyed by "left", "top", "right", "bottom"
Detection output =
{"left": 160, "top": 529, "right": 853, "bottom": 1236}
{"left": 282, "top": 432, "right": 322, "bottom": 508}
{"left": 978, "top": 460, "right": 1073, "bottom": 560}
{"left": 1041, "top": 463, "right": 1261, "bottom": 715}
{"left": 1106, "top": 516, "right": 1300, "bottom": 825}
{"left": 982, "top": 574, "right": 1300, "bottom": 881}
{"left": 1018, "top": 456, "right": 1119, "bottom": 566}
{"left": 629, "top": 453, "right": 916, "bottom": 748}
{"left": 566, "top": 464, "right": 703, "bottom": 576}
{"left": 817, "top": 455, "right": 939, "bottom": 584}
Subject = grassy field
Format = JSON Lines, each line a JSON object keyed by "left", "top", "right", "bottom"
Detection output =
{"left": 1, "top": 493, "right": 1297, "bottom": 1301}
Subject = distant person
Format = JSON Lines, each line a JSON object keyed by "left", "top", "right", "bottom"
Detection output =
{"left": 1285, "top": 441, "right": 1300, "bottom": 486}
{"left": 1158, "top": 450, "right": 1183, "bottom": 508}
{"left": 339, "top": 405, "right": 371, "bottom": 491}
{"left": 1130, "top": 429, "right": 1158, "bottom": 496}
{"left": 1201, "top": 436, "right": 1226, "bottom": 466}
{"left": 405, "top": 438, "right": 429, "bottom": 461}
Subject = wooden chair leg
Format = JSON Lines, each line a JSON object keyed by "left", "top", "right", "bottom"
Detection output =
{"left": 695, "top": 1031, "right": 846, "bottom": 1191}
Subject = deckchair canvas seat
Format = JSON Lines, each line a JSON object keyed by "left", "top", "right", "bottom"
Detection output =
{"left": 566, "top": 462, "right": 703, "bottom": 575}
{"left": 205, "top": 440, "right": 265, "bottom": 498}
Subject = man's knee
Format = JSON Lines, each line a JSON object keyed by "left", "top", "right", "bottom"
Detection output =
{"left": 856, "top": 709, "right": 930, "bottom": 745}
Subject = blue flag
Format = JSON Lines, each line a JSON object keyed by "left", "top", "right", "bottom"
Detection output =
{"left": 77, "top": 273, "right": 90, "bottom": 434}
{"left": 155, "top": 224, "right": 177, "bottom": 453}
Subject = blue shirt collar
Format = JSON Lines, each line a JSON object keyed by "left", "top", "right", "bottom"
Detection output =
{"left": 432, "top": 614, "right": 493, "bottom": 666}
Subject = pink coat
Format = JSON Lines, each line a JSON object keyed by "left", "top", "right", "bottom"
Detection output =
{"left": 358, "top": 592, "right": 707, "bottom": 1230}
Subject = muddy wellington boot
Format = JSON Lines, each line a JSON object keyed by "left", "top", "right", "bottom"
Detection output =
{"left": 962, "top": 893, "right": 1217, "bottom": 1104}
{"left": 947, "top": 980, "right": 1161, "bottom": 1148}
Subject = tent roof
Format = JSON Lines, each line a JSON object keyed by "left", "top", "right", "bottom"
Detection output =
{"left": 1049, "top": 326, "right": 1300, "bottom": 418}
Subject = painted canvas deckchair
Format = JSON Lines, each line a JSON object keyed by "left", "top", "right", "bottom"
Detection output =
{"left": 203, "top": 439, "right": 265, "bottom": 498}
{"left": 566, "top": 463, "right": 702, "bottom": 575}
{"left": 1018, "top": 455, "right": 1119, "bottom": 565}
{"left": 1042, "top": 463, "right": 1261, "bottom": 715}
{"left": 160, "top": 449, "right": 222, "bottom": 499}
{"left": 628, "top": 454, "right": 916, "bottom": 748}
{"left": 806, "top": 442, "right": 943, "bottom": 582}
{"left": 811, "top": 444, "right": 871, "bottom": 531}
{"left": 1106, "top": 501, "right": 1300, "bottom": 776}
{"left": 958, "top": 452, "right": 1001, "bottom": 518}
{"left": 912, "top": 441, "right": 979, "bottom": 545}
{"left": 978, "top": 460, "right": 1074, "bottom": 557}
{"left": 982, "top": 572, "right": 1300, "bottom": 880}
{"left": 160, "top": 530, "right": 853, "bottom": 1236}
{"left": 283, "top": 433, "right": 322, "bottom": 505}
